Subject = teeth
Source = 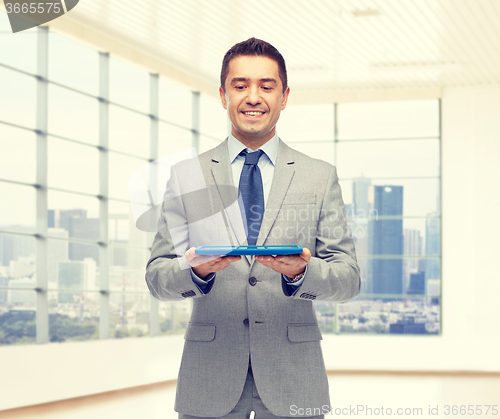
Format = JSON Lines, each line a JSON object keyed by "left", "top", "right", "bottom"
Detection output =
{"left": 243, "top": 111, "right": 264, "bottom": 115}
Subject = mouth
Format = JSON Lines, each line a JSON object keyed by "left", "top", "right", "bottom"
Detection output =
{"left": 241, "top": 110, "right": 266, "bottom": 117}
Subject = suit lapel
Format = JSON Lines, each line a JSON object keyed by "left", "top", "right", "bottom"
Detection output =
{"left": 209, "top": 139, "right": 250, "bottom": 264}
{"left": 209, "top": 138, "right": 295, "bottom": 267}
{"left": 256, "top": 139, "right": 295, "bottom": 247}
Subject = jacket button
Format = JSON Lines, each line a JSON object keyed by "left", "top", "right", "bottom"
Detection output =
{"left": 249, "top": 277, "right": 257, "bottom": 286}
{"left": 243, "top": 318, "right": 249, "bottom": 326}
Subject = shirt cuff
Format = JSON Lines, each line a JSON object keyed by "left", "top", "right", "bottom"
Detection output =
{"left": 281, "top": 265, "right": 307, "bottom": 296}
{"left": 190, "top": 269, "right": 216, "bottom": 294}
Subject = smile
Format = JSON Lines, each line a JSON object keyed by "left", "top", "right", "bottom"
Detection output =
{"left": 242, "top": 111, "right": 265, "bottom": 116}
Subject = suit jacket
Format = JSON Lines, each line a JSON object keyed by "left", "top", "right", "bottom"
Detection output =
{"left": 145, "top": 138, "right": 360, "bottom": 417}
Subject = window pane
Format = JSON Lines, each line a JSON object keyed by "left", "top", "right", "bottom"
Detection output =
{"left": 109, "top": 292, "right": 150, "bottom": 339}
{"left": 341, "top": 178, "right": 440, "bottom": 217}
{"left": 338, "top": 296, "right": 440, "bottom": 335}
{"left": 354, "top": 256, "right": 441, "bottom": 297}
{"left": 0, "top": 21, "right": 37, "bottom": 73}
{"left": 109, "top": 200, "right": 152, "bottom": 249}
{"left": 200, "top": 93, "right": 227, "bottom": 139}
{"left": 0, "top": 66, "right": 36, "bottom": 129}
{"left": 47, "top": 231, "right": 68, "bottom": 283}
{"left": 48, "top": 292, "right": 99, "bottom": 343}
{"left": 314, "top": 301, "right": 337, "bottom": 334}
{"left": 158, "top": 122, "right": 192, "bottom": 157}
{"left": 0, "top": 124, "right": 36, "bottom": 183}
{"left": 279, "top": 104, "right": 334, "bottom": 142}
{"left": 109, "top": 105, "right": 150, "bottom": 158}
{"left": 347, "top": 217, "right": 440, "bottom": 257}
{"left": 199, "top": 135, "right": 221, "bottom": 154}
{"left": 286, "top": 141, "right": 334, "bottom": 165}
{"left": 0, "top": 233, "right": 36, "bottom": 283}
{"left": 109, "top": 56, "right": 149, "bottom": 112}
{"left": 336, "top": 139, "right": 439, "bottom": 178}
{"left": 0, "top": 293, "right": 37, "bottom": 346}
{"left": 338, "top": 100, "right": 440, "bottom": 140}
{"left": 0, "top": 183, "right": 36, "bottom": 232}
{"left": 109, "top": 248, "right": 148, "bottom": 291}
{"left": 48, "top": 84, "right": 99, "bottom": 145}
{"left": 48, "top": 31, "right": 99, "bottom": 95}
{"left": 48, "top": 137, "right": 99, "bottom": 195}
{"left": 109, "top": 152, "right": 148, "bottom": 201}
{"left": 48, "top": 237, "right": 99, "bottom": 285}
{"left": 48, "top": 192, "right": 100, "bottom": 241}
{"left": 159, "top": 300, "right": 191, "bottom": 336}
{"left": 159, "top": 77, "right": 192, "bottom": 129}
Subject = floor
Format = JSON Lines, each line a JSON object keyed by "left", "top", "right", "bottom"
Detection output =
{"left": 1, "top": 373, "right": 499, "bottom": 418}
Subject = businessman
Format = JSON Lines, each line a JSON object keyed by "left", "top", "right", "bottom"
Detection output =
{"left": 146, "top": 38, "right": 360, "bottom": 418}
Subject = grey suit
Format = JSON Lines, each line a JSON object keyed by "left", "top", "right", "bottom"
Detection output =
{"left": 146, "top": 138, "right": 360, "bottom": 417}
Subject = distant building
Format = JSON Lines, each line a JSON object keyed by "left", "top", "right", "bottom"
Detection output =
{"left": 351, "top": 177, "right": 372, "bottom": 294}
{"left": 8, "top": 277, "right": 36, "bottom": 305}
{"left": 48, "top": 209, "right": 99, "bottom": 265}
{"left": 70, "top": 217, "right": 99, "bottom": 262}
{"left": 57, "top": 259, "right": 96, "bottom": 303}
{"left": 9, "top": 256, "right": 35, "bottom": 279}
{"left": 407, "top": 272, "right": 426, "bottom": 295}
{"left": 369, "top": 185, "right": 404, "bottom": 295}
{"left": 353, "top": 176, "right": 372, "bottom": 218}
{"left": 48, "top": 228, "right": 69, "bottom": 285}
{"left": 390, "top": 318, "right": 426, "bottom": 334}
{"left": 427, "top": 279, "right": 440, "bottom": 297}
{"left": 403, "top": 229, "right": 423, "bottom": 292}
{"left": 0, "top": 276, "right": 9, "bottom": 303}
{"left": 0, "top": 229, "right": 35, "bottom": 266}
{"left": 425, "top": 214, "right": 440, "bottom": 281}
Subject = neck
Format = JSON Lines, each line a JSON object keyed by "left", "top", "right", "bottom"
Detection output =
{"left": 232, "top": 129, "right": 275, "bottom": 150}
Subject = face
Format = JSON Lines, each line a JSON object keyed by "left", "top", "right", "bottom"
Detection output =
{"left": 220, "top": 55, "right": 290, "bottom": 149}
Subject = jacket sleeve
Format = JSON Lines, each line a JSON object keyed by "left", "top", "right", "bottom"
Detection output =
{"left": 291, "top": 165, "right": 361, "bottom": 303}
{"left": 145, "top": 165, "right": 209, "bottom": 302}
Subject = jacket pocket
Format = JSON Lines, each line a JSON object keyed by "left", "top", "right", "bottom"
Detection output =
{"left": 184, "top": 323, "right": 216, "bottom": 342}
{"left": 287, "top": 324, "right": 323, "bottom": 342}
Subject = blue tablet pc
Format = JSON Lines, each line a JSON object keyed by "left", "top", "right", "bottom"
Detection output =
{"left": 195, "top": 245, "right": 303, "bottom": 256}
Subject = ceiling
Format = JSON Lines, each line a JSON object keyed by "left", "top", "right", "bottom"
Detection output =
{"left": 40, "top": 0, "right": 500, "bottom": 102}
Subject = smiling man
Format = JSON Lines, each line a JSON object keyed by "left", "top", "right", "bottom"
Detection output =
{"left": 146, "top": 38, "right": 360, "bottom": 419}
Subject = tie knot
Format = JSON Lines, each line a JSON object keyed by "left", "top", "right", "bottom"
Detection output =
{"left": 240, "top": 149, "right": 264, "bottom": 166}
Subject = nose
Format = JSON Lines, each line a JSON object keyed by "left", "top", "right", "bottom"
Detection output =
{"left": 245, "top": 86, "right": 261, "bottom": 105}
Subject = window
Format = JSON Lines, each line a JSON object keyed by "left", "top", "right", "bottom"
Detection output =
{"left": 282, "top": 100, "right": 441, "bottom": 335}
{"left": 0, "top": 21, "right": 195, "bottom": 345}
{"left": 0, "top": 12, "right": 440, "bottom": 343}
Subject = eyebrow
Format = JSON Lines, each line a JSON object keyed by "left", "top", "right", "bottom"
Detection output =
{"left": 230, "top": 77, "right": 278, "bottom": 85}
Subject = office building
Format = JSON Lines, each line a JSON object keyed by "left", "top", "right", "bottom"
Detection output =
{"left": 425, "top": 213, "right": 441, "bottom": 281}
{"left": 369, "top": 185, "right": 404, "bottom": 295}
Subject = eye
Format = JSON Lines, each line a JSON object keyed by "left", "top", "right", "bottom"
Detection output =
{"left": 235, "top": 85, "right": 246, "bottom": 90}
{"left": 262, "top": 86, "right": 272, "bottom": 91}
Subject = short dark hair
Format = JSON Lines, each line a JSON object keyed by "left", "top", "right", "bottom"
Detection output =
{"left": 220, "top": 37, "right": 288, "bottom": 93}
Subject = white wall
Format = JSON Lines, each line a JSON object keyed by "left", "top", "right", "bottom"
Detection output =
{"left": 1, "top": 86, "right": 500, "bottom": 411}
{"left": 322, "top": 85, "right": 500, "bottom": 372}
{"left": 0, "top": 336, "right": 184, "bottom": 411}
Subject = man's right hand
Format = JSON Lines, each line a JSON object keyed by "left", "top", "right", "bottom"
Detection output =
{"left": 185, "top": 247, "right": 241, "bottom": 280}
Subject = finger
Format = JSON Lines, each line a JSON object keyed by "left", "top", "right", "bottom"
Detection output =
{"left": 186, "top": 248, "right": 214, "bottom": 264}
{"left": 190, "top": 254, "right": 221, "bottom": 268}
{"left": 300, "top": 248, "right": 311, "bottom": 262}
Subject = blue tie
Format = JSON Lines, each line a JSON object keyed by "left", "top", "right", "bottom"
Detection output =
{"left": 239, "top": 149, "right": 265, "bottom": 246}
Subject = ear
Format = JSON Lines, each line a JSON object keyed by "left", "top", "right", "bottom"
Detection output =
{"left": 219, "top": 86, "right": 227, "bottom": 110}
{"left": 281, "top": 86, "right": 290, "bottom": 110}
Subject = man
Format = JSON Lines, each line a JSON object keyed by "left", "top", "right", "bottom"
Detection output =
{"left": 146, "top": 38, "right": 360, "bottom": 418}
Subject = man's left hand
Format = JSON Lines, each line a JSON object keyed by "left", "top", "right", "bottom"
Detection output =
{"left": 255, "top": 248, "right": 311, "bottom": 278}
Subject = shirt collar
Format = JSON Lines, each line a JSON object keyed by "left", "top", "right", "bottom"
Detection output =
{"left": 228, "top": 132, "right": 279, "bottom": 166}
